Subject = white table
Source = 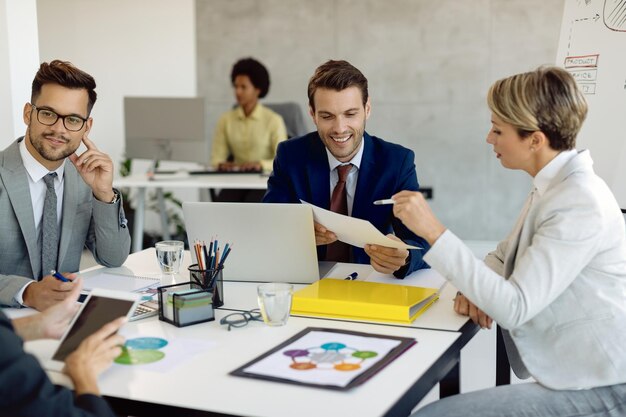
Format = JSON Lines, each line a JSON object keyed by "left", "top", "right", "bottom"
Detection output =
{"left": 112, "top": 249, "right": 469, "bottom": 333}
{"left": 28, "top": 311, "right": 462, "bottom": 417}
{"left": 108, "top": 248, "right": 476, "bottom": 400}
{"left": 23, "top": 249, "right": 479, "bottom": 417}
{"left": 114, "top": 173, "right": 268, "bottom": 252}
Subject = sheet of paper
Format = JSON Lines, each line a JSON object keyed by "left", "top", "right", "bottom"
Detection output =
{"left": 113, "top": 334, "right": 216, "bottom": 373}
{"left": 301, "top": 200, "right": 420, "bottom": 250}
{"left": 242, "top": 330, "right": 403, "bottom": 388}
{"left": 79, "top": 270, "right": 160, "bottom": 292}
{"left": 323, "top": 262, "right": 447, "bottom": 290}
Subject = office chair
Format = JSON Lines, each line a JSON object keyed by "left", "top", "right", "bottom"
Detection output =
{"left": 265, "top": 102, "right": 308, "bottom": 138}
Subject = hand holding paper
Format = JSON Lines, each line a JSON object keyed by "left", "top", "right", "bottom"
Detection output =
{"left": 301, "top": 200, "right": 420, "bottom": 250}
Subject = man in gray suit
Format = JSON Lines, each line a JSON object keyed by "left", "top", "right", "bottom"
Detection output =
{"left": 0, "top": 60, "right": 130, "bottom": 310}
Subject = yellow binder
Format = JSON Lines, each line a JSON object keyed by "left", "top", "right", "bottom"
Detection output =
{"left": 291, "top": 279, "right": 440, "bottom": 324}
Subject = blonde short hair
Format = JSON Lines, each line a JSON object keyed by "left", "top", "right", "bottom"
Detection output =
{"left": 487, "top": 66, "right": 587, "bottom": 150}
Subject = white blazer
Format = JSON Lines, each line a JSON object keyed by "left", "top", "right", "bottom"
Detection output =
{"left": 425, "top": 150, "right": 626, "bottom": 390}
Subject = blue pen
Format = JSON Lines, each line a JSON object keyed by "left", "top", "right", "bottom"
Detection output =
{"left": 50, "top": 270, "right": 70, "bottom": 282}
{"left": 344, "top": 272, "right": 359, "bottom": 281}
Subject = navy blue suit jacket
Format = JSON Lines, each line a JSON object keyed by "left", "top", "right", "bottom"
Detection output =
{"left": 263, "top": 131, "right": 429, "bottom": 277}
{"left": 0, "top": 311, "right": 116, "bottom": 417}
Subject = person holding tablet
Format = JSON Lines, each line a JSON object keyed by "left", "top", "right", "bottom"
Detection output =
{"left": 1, "top": 278, "right": 125, "bottom": 416}
{"left": 392, "top": 67, "right": 626, "bottom": 416}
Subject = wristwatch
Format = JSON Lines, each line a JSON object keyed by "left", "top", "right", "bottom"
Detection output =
{"left": 109, "top": 189, "right": 120, "bottom": 204}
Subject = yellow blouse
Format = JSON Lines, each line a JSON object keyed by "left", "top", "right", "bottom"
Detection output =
{"left": 210, "top": 103, "right": 287, "bottom": 172}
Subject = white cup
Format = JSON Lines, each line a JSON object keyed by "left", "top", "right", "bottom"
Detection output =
{"left": 257, "top": 283, "right": 294, "bottom": 326}
{"left": 155, "top": 240, "right": 184, "bottom": 274}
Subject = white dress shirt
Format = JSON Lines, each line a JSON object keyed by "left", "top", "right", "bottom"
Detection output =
{"left": 533, "top": 149, "right": 577, "bottom": 197}
{"left": 326, "top": 139, "right": 365, "bottom": 216}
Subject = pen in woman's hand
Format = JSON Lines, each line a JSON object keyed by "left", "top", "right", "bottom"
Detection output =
{"left": 373, "top": 199, "right": 395, "bottom": 205}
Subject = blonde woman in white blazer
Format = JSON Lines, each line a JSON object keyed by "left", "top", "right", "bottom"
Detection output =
{"left": 401, "top": 67, "right": 626, "bottom": 417}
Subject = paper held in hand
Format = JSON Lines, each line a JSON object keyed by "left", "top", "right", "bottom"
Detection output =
{"left": 300, "top": 200, "right": 421, "bottom": 250}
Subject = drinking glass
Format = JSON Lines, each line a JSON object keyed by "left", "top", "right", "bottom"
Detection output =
{"left": 155, "top": 240, "right": 184, "bottom": 274}
{"left": 257, "top": 283, "right": 294, "bottom": 326}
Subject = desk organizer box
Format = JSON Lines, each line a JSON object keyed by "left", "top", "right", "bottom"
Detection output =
{"left": 157, "top": 282, "right": 214, "bottom": 327}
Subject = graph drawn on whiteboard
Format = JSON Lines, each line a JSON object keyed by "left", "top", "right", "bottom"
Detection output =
{"left": 557, "top": 0, "right": 626, "bottom": 207}
{"left": 603, "top": 0, "right": 626, "bottom": 32}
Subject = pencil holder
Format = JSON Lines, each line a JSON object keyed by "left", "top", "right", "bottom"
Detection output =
{"left": 157, "top": 282, "right": 214, "bottom": 327}
{"left": 188, "top": 264, "right": 224, "bottom": 308}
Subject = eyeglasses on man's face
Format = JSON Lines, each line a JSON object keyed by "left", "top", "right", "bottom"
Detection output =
{"left": 30, "top": 104, "right": 88, "bottom": 132}
{"left": 220, "top": 309, "right": 263, "bottom": 331}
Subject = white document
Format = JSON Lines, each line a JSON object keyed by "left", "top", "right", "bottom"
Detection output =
{"left": 113, "top": 334, "right": 216, "bottom": 373}
{"left": 79, "top": 270, "right": 161, "bottom": 292}
{"left": 301, "top": 200, "right": 420, "bottom": 250}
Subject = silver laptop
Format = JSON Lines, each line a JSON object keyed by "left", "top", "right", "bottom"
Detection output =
{"left": 182, "top": 202, "right": 319, "bottom": 283}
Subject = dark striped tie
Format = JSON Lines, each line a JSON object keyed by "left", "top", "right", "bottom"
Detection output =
{"left": 326, "top": 164, "right": 352, "bottom": 262}
{"left": 41, "top": 172, "right": 59, "bottom": 278}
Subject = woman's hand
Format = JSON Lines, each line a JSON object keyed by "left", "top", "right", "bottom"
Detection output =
{"left": 392, "top": 191, "right": 447, "bottom": 245}
{"left": 454, "top": 292, "right": 493, "bottom": 329}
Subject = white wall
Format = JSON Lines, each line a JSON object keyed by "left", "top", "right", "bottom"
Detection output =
{"left": 0, "top": 0, "right": 40, "bottom": 147}
{"left": 36, "top": 0, "right": 197, "bottom": 165}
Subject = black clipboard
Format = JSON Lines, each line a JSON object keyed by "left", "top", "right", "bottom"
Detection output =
{"left": 230, "top": 327, "right": 416, "bottom": 391}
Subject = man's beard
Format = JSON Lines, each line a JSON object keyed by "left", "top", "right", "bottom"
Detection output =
{"left": 28, "top": 128, "right": 77, "bottom": 162}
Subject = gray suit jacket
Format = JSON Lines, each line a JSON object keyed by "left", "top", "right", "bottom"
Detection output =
{"left": 425, "top": 150, "right": 626, "bottom": 389}
{"left": 0, "top": 138, "right": 131, "bottom": 307}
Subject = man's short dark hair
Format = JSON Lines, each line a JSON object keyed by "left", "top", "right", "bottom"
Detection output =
{"left": 31, "top": 60, "right": 97, "bottom": 115}
{"left": 307, "top": 60, "right": 369, "bottom": 111}
{"left": 231, "top": 58, "right": 271, "bottom": 98}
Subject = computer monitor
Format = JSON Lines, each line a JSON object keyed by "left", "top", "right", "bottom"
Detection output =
{"left": 124, "top": 97, "right": 209, "bottom": 165}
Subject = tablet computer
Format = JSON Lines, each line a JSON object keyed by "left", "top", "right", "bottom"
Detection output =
{"left": 47, "top": 288, "right": 140, "bottom": 372}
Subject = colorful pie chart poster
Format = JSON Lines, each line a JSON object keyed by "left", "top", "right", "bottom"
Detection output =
{"left": 233, "top": 327, "right": 415, "bottom": 390}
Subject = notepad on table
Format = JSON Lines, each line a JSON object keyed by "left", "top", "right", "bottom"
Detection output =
{"left": 291, "top": 279, "right": 440, "bottom": 324}
{"left": 80, "top": 271, "right": 161, "bottom": 292}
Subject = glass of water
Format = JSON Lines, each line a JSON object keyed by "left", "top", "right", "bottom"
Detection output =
{"left": 155, "top": 240, "right": 184, "bottom": 274}
{"left": 257, "top": 283, "right": 294, "bottom": 326}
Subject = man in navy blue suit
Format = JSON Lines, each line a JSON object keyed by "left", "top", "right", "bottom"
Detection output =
{"left": 263, "top": 60, "right": 429, "bottom": 278}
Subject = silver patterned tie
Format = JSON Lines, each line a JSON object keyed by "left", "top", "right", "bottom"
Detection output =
{"left": 41, "top": 172, "right": 59, "bottom": 278}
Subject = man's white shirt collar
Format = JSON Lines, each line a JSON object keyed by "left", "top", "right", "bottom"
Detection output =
{"left": 19, "top": 138, "right": 66, "bottom": 181}
{"left": 325, "top": 137, "right": 365, "bottom": 170}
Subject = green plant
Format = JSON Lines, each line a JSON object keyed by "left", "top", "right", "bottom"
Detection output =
{"left": 119, "top": 157, "right": 186, "bottom": 239}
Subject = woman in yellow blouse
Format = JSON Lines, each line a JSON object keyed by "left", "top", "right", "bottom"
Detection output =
{"left": 210, "top": 58, "right": 287, "bottom": 174}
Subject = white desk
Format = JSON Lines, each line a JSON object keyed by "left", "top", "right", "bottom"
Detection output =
{"left": 28, "top": 311, "right": 462, "bottom": 417}
{"left": 112, "top": 249, "right": 469, "bottom": 333}
{"left": 113, "top": 173, "right": 268, "bottom": 252}
{"left": 23, "top": 249, "right": 478, "bottom": 417}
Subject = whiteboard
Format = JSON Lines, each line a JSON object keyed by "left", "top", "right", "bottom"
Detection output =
{"left": 556, "top": 0, "right": 626, "bottom": 207}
